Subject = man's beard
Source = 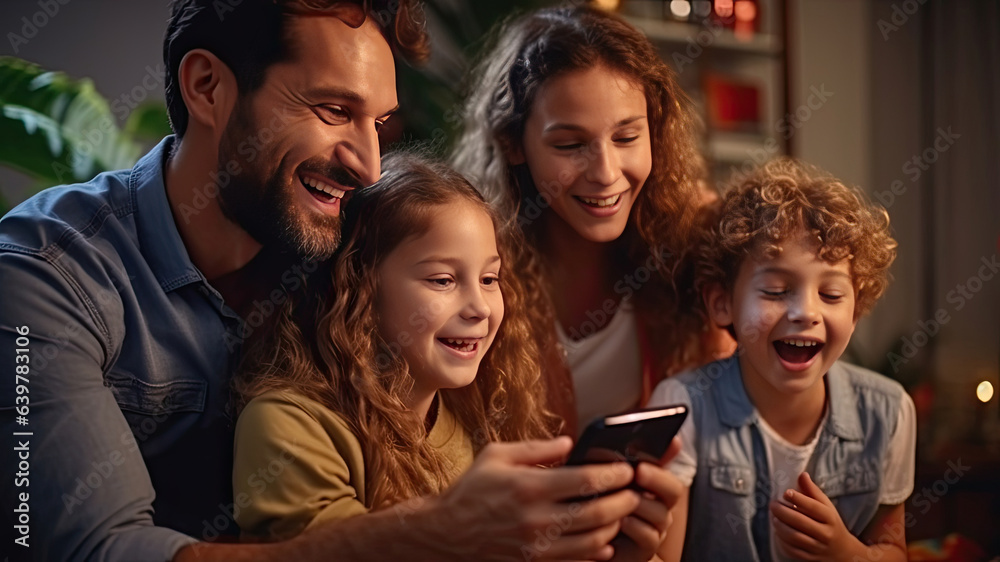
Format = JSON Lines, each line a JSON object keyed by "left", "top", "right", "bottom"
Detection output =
{"left": 214, "top": 103, "right": 355, "bottom": 260}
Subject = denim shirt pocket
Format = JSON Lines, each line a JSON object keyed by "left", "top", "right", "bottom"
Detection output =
{"left": 105, "top": 373, "right": 208, "bottom": 415}
{"left": 703, "top": 464, "right": 759, "bottom": 552}
{"left": 813, "top": 459, "right": 879, "bottom": 498}
{"left": 709, "top": 465, "right": 755, "bottom": 496}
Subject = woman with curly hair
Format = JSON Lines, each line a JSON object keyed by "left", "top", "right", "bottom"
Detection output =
{"left": 452, "top": 5, "right": 733, "bottom": 435}
{"left": 230, "top": 151, "right": 557, "bottom": 541}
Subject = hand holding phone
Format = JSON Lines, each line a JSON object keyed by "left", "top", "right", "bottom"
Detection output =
{"left": 564, "top": 404, "right": 688, "bottom": 556}
{"left": 567, "top": 404, "right": 687, "bottom": 467}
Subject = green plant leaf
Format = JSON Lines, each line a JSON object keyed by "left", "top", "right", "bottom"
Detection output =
{"left": 0, "top": 56, "right": 141, "bottom": 186}
{"left": 124, "top": 102, "right": 172, "bottom": 142}
{"left": 0, "top": 104, "right": 91, "bottom": 185}
{"left": 394, "top": 0, "right": 553, "bottom": 149}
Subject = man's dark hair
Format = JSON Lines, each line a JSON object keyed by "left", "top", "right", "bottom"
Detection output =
{"left": 164, "top": 0, "right": 429, "bottom": 137}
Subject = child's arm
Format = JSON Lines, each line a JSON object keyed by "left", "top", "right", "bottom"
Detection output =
{"left": 234, "top": 392, "right": 369, "bottom": 540}
{"left": 180, "top": 437, "right": 645, "bottom": 562}
{"left": 654, "top": 485, "right": 689, "bottom": 562}
{"left": 858, "top": 503, "right": 907, "bottom": 557}
{"left": 770, "top": 472, "right": 907, "bottom": 561}
{"left": 647, "top": 379, "right": 696, "bottom": 562}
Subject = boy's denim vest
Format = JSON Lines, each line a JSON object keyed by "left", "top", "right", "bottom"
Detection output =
{"left": 670, "top": 356, "right": 904, "bottom": 561}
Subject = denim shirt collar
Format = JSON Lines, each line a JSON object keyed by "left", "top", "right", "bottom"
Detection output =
{"left": 130, "top": 136, "right": 205, "bottom": 293}
{"left": 713, "top": 355, "right": 864, "bottom": 441}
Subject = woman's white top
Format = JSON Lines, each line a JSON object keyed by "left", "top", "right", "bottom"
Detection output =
{"left": 555, "top": 298, "right": 642, "bottom": 434}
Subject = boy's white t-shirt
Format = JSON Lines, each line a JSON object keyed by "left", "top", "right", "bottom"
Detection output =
{"left": 757, "top": 410, "right": 825, "bottom": 562}
{"left": 649, "top": 377, "right": 916, "bottom": 558}
{"left": 555, "top": 298, "right": 642, "bottom": 432}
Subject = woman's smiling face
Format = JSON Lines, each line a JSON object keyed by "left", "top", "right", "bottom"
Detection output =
{"left": 517, "top": 65, "right": 652, "bottom": 243}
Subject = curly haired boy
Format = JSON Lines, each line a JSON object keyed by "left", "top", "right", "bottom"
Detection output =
{"left": 650, "top": 158, "right": 915, "bottom": 562}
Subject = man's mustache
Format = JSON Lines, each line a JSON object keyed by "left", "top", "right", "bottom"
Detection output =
{"left": 301, "top": 161, "right": 366, "bottom": 191}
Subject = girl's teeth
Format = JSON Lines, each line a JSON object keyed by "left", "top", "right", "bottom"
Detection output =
{"left": 444, "top": 338, "right": 477, "bottom": 352}
{"left": 579, "top": 194, "right": 620, "bottom": 207}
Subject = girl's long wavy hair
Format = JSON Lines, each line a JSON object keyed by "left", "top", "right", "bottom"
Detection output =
{"left": 451, "top": 5, "right": 716, "bottom": 379}
{"left": 235, "top": 151, "right": 556, "bottom": 508}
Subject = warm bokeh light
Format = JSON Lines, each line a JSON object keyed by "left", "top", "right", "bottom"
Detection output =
{"left": 670, "top": 0, "right": 692, "bottom": 19}
{"left": 977, "top": 381, "right": 995, "bottom": 403}
{"left": 591, "top": 0, "right": 622, "bottom": 12}
{"left": 735, "top": 0, "right": 757, "bottom": 21}
{"left": 715, "top": 0, "right": 734, "bottom": 18}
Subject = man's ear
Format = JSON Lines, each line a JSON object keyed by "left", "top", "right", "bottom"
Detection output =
{"left": 177, "top": 48, "right": 239, "bottom": 135}
{"left": 704, "top": 283, "right": 734, "bottom": 328}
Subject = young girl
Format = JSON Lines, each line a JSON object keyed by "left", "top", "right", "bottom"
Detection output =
{"left": 231, "top": 151, "right": 555, "bottom": 541}
{"left": 452, "top": 5, "right": 734, "bottom": 435}
{"left": 649, "top": 158, "right": 914, "bottom": 561}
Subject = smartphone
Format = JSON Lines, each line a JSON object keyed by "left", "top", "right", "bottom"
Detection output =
{"left": 566, "top": 404, "right": 688, "bottom": 467}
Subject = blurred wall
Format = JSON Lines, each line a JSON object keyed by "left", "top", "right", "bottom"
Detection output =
{"left": 789, "top": 0, "right": 1000, "bottom": 453}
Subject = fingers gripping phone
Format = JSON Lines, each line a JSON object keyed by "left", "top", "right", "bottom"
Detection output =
{"left": 566, "top": 405, "right": 688, "bottom": 467}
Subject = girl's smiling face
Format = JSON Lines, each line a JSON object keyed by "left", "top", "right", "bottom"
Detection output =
{"left": 516, "top": 65, "right": 652, "bottom": 243}
{"left": 374, "top": 199, "right": 504, "bottom": 414}
{"left": 709, "top": 230, "right": 859, "bottom": 399}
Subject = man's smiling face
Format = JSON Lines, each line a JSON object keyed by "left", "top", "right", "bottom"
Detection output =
{"left": 216, "top": 14, "right": 398, "bottom": 259}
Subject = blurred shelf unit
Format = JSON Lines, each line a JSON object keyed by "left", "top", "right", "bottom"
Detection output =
{"left": 625, "top": 14, "right": 782, "bottom": 55}
{"left": 617, "top": 0, "right": 789, "bottom": 187}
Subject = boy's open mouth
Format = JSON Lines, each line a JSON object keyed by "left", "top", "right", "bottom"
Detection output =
{"left": 439, "top": 338, "right": 479, "bottom": 353}
{"left": 773, "top": 339, "right": 824, "bottom": 364}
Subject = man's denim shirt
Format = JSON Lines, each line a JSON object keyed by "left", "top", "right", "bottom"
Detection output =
{"left": 662, "top": 356, "right": 904, "bottom": 561}
{"left": 0, "top": 137, "right": 246, "bottom": 561}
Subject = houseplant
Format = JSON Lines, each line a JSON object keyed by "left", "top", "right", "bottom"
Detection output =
{"left": 0, "top": 56, "right": 170, "bottom": 215}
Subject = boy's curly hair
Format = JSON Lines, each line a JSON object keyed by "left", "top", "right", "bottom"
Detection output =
{"left": 699, "top": 157, "right": 897, "bottom": 318}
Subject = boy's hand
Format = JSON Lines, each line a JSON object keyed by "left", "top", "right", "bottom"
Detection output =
{"left": 769, "top": 472, "right": 855, "bottom": 561}
{"left": 610, "top": 437, "right": 684, "bottom": 561}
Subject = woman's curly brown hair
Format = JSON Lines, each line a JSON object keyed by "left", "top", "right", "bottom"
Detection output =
{"left": 234, "top": 151, "right": 556, "bottom": 509}
{"left": 699, "top": 157, "right": 897, "bottom": 318}
{"left": 451, "top": 5, "right": 716, "bottom": 381}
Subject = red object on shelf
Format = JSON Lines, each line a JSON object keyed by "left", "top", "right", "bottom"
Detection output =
{"left": 704, "top": 73, "right": 762, "bottom": 132}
